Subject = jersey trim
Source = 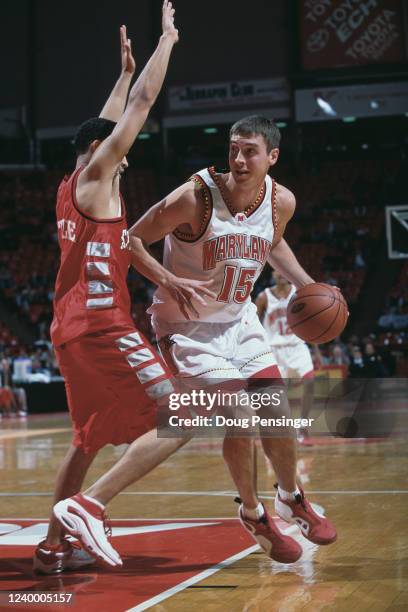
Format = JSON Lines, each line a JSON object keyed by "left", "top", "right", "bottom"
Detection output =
{"left": 172, "top": 174, "right": 213, "bottom": 243}
{"left": 208, "top": 166, "right": 267, "bottom": 219}
{"left": 271, "top": 179, "right": 278, "bottom": 232}
{"left": 71, "top": 165, "right": 126, "bottom": 224}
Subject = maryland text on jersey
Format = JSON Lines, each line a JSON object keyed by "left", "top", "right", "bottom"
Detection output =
{"left": 203, "top": 234, "right": 272, "bottom": 271}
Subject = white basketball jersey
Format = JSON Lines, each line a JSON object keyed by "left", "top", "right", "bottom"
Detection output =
{"left": 262, "top": 285, "right": 303, "bottom": 347}
{"left": 149, "top": 167, "right": 276, "bottom": 323}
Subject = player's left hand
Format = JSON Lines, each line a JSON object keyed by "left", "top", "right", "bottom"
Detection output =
{"left": 162, "top": 0, "right": 179, "bottom": 43}
{"left": 120, "top": 25, "right": 136, "bottom": 75}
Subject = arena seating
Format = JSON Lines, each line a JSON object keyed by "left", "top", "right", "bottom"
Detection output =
{"left": 278, "top": 159, "right": 392, "bottom": 305}
{"left": 0, "top": 156, "right": 404, "bottom": 374}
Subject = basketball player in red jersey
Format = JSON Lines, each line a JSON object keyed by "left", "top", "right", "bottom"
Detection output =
{"left": 34, "top": 2, "right": 213, "bottom": 573}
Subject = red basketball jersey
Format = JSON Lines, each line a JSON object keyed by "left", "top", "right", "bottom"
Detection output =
{"left": 51, "top": 165, "right": 133, "bottom": 347}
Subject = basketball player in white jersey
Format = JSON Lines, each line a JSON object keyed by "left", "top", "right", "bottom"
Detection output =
{"left": 257, "top": 271, "right": 320, "bottom": 446}
{"left": 127, "top": 115, "right": 337, "bottom": 561}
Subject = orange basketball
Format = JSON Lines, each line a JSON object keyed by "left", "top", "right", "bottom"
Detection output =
{"left": 286, "top": 283, "right": 348, "bottom": 343}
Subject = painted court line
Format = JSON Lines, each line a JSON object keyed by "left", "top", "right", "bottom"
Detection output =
{"left": 0, "top": 517, "right": 256, "bottom": 522}
{"left": 0, "top": 428, "right": 70, "bottom": 441}
{"left": 0, "top": 489, "right": 407, "bottom": 498}
{"left": 126, "top": 544, "right": 259, "bottom": 612}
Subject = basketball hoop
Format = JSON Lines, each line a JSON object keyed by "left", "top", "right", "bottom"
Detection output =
{"left": 386, "top": 205, "right": 408, "bottom": 260}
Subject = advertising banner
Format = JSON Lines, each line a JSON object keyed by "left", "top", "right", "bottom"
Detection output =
{"left": 300, "top": 0, "right": 407, "bottom": 70}
{"left": 168, "top": 78, "right": 290, "bottom": 112}
{"left": 295, "top": 81, "right": 408, "bottom": 121}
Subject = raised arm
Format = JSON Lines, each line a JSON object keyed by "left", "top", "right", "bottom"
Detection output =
{"left": 84, "top": 1, "right": 178, "bottom": 183}
{"left": 268, "top": 184, "right": 314, "bottom": 288}
{"left": 99, "top": 25, "right": 136, "bottom": 121}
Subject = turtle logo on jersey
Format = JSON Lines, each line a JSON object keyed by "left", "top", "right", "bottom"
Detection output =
{"left": 120, "top": 229, "right": 130, "bottom": 250}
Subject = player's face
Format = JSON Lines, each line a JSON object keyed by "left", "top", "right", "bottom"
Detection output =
{"left": 229, "top": 134, "right": 278, "bottom": 185}
{"left": 273, "top": 271, "right": 289, "bottom": 286}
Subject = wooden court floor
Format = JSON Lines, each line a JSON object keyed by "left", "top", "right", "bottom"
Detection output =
{"left": 0, "top": 413, "right": 407, "bottom": 611}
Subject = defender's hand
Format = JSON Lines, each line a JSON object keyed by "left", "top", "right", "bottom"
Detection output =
{"left": 162, "top": 0, "right": 179, "bottom": 43}
{"left": 120, "top": 25, "right": 135, "bottom": 75}
{"left": 165, "top": 276, "right": 216, "bottom": 320}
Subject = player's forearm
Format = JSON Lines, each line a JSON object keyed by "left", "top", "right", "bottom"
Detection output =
{"left": 127, "top": 33, "right": 176, "bottom": 109}
{"left": 268, "top": 239, "right": 314, "bottom": 288}
{"left": 129, "top": 235, "right": 174, "bottom": 289}
{"left": 99, "top": 72, "right": 133, "bottom": 122}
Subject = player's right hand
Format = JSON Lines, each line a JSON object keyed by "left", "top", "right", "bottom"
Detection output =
{"left": 162, "top": 0, "right": 179, "bottom": 43}
{"left": 165, "top": 276, "right": 216, "bottom": 320}
{"left": 120, "top": 25, "right": 136, "bottom": 76}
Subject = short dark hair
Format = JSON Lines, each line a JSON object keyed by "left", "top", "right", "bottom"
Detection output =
{"left": 73, "top": 117, "right": 116, "bottom": 154}
{"left": 230, "top": 115, "right": 281, "bottom": 152}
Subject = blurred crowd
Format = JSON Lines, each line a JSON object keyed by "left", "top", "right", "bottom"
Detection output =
{"left": 311, "top": 335, "right": 397, "bottom": 378}
{"left": 378, "top": 261, "right": 408, "bottom": 330}
{"left": 0, "top": 154, "right": 406, "bottom": 413}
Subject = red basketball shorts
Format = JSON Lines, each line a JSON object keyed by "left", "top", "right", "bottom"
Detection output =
{"left": 55, "top": 327, "right": 173, "bottom": 454}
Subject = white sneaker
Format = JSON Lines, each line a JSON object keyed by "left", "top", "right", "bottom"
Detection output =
{"left": 33, "top": 538, "right": 95, "bottom": 574}
{"left": 53, "top": 494, "right": 122, "bottom": 568}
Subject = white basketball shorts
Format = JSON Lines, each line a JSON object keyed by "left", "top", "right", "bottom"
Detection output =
{"left": 152, "top": 303, "right": 281, "bottom": 381}
{"left": 273, "top": 343, "right": 314, "bottom": 379}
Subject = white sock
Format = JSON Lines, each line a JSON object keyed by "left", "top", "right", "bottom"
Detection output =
{"left": 243, "top": 502, "right": 264, "bottom": 520}
{"left": 83, "top": 494, "right": 104, "bottom": 509}
{"left": 278, "top": 486, "right": 301, "bottom": 501}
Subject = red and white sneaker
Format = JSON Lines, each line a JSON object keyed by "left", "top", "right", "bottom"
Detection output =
{"left": 275, "top": 487, "right": 337, "bottom": 545}
{"left": 53, "top": 493, "right": 122, "bottom": 568}
{"left": 33, "top": 538, "right": 95, "bottom": 574}
{"left": 237, "top": 499, "right": 302, "bottom": 563}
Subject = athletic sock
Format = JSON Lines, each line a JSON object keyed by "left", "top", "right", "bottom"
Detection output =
{"left": 278, "top": 486, "right": 301, "bottom": 501}
{"left": 243, "top": 502, "right": 264, "bottom": 521}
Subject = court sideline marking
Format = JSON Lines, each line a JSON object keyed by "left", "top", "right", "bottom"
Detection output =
{"left": 0, "top": 429, "right": 70, "bottom": 441}
{"left": 0, "top": 489, "right": 407, "bottom": 498}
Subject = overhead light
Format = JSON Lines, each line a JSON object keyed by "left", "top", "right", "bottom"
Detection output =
{"left": 343, "top": 116, "right": 356, "bottom": 123}
{"left": 326, "top": 145, "right": 333, "bottom": 151}
{"left": 204, "top": 127, "right": 218, "bottom": 134}
{"left": 138, "top": 133, "right": 151, "bottom": 140}
{"left": 361, "top": 143, "right": 369, "bottom": 150}
{"left": 276, "top": 122, "right": 287, "bottom": 128}
{"left": 316, "top": 96, "right": 337, "bottom": 117}
{"left": 405, "top": 113, "right": 408, "bottom": 118}
{"left": 370, "top": 100, "right": 380, "bottom": 109}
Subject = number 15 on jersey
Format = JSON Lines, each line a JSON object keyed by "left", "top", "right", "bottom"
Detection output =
{"left": 217, "top": 265, "right": 257, "bottom": 304}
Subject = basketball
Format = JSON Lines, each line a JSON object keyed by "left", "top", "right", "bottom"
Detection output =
{"left": 287, "top": 283, "right": 348, "bottom": 343}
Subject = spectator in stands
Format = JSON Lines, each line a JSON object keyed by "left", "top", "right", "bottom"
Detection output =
{"left": 378, "top": 344, "right": 396, "bottom": 377}
{"left": 0, "top": 352, "right": 27, "bottom": 417}
{"left": 363, "top": 342, "right": 387, "bottom": 378}
{"left": 349, "top": 346, "right": 365, "bottom": 378}
{"left": 330, "top": 343, "right": 350, "bottom": 366}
